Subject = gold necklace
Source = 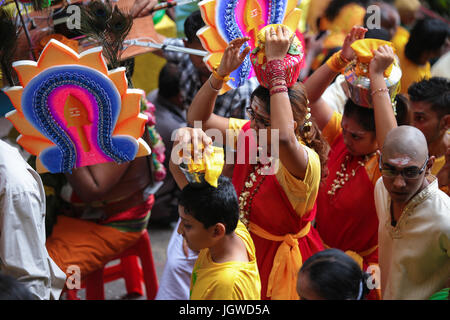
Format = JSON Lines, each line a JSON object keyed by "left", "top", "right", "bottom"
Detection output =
{"left": 327, "top": 153, "right": 374, "bottom": 196}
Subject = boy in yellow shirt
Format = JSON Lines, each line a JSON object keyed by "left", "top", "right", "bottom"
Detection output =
{"left": 169, "top": 127, "right": 261, "bottom": 300}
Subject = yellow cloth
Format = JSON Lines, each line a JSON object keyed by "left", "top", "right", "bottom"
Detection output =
{"left": 431, "top": 155, "right": 445, "bottom": 176}
{"left": 228, "top": 118, "right": 321, "bottom": 216}
{"left": 190, "top": 221, "right": 261, "bottom": 300}
{"left": 350, "top": 39, "right": 395, "bottom": 77}
{"left": 186, "top": 146, "right": 224, "bottom": 188}
{"left": 249, "top": 221, "right": 311, "bottom": 300}
{"left": 397, "top": 45, "right": 431, "bottom": 94}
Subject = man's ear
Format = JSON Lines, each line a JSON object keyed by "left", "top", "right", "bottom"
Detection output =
{"left": 426, "top": 155, "right": 435, "bottom": 174}
{"left": 212, "top": 223, "right": 226, "bottom": 239}
{"left": 439, "top": 114, "right": 450, "bottom": 133}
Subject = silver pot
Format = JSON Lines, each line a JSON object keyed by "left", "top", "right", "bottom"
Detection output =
{"left": 343, "top": 60, "right": 402, "bottom": 108}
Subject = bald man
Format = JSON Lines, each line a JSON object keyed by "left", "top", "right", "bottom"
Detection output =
{"left": 374, "top": 126, "right": 450, "bottom": 300}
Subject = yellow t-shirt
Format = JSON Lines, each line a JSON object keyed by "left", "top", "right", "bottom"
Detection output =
{"left": 397, "top": 45, "right": 431, "bottom": 94}
{"left": 228, "top": 118, "right": 321, "bottom": 216}
{"left": 189, "top": 221, "right": 261, "bottom": 300}
{"left": 392, "top": 26, "right": 410, "bottom": 54}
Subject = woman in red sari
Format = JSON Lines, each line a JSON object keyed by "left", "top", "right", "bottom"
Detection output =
{"left": 186, "top": 26, "right": 329, "bottom": 300}
{"left": 303, "top": 26, "right": 401, "bottom": 299}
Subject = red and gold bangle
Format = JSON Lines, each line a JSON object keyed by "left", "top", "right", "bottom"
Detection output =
{"left": 266, "top": 59, "right": 287, "bottom": 89}
{"left": 270, "top": 80, "right": 287, "bottom": 88}
{"left": 269, "top": 86, "right": 288, "bottom": 95}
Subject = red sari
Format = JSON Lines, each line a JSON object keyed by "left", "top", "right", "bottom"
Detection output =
{"left": 316, "top": 131, "right": 380, "bottom": 299}
{"left": 232, "top": 121, "right": 324, "bottom": 300}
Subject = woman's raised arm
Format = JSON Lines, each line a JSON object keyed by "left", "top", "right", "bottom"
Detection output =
{"left": 304, "top": 26, "right": 367, "bottom": 130}
{"left": 187, "top": 38, "right": 251, "bottom": 137}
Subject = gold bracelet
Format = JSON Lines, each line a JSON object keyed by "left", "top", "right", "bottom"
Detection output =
{"left": 371, "top": 88, "right": 389, "bottom": 96}
{"left": 326, "top": 50, "right": 349, "bottom": 73}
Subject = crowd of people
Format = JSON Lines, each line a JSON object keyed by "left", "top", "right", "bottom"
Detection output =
{"left": 0, "top": 0, "right": 449, "bottom": 301}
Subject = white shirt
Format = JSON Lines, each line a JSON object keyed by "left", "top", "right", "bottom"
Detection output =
{"left": 431, "top": 51, "right": 450, "bottom": 80}
{"left": 0, "top": 141, "right": 66, "bottom": 299}
{"left": 322, "top": 74, "right": 347, "bottom": 114}
{"left": 374, "top": 176, "right": 450, "bottom": 300}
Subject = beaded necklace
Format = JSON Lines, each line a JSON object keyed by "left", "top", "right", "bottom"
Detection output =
{"left": 238, "top": 158, "right": 274, "bottom": 229}
{"left": 327, "top": 153, "right": 375, "bottom": 196}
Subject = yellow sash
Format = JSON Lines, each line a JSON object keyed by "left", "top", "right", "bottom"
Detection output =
{"left": 249, "top": 221, "right": 311, "bottom": 300}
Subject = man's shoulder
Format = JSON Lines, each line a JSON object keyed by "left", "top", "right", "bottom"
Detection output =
{"left": 0, "top": 142, "right": 39, "bottom": 194}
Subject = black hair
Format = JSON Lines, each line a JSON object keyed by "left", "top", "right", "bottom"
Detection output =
{"left": 158, "top": 62, "right": 181, "bottom": 99}
{"left": 343, "top": 99, "right": 376, "bottom": 131}
{"left": 299, "top": 249, "right": 370, "bottom": 300}
{"left": 343, "top": 94, "right": 410, "bottom": 131}
{"left": 408, "top": 77, "right": 450, "bottom": 118}
{"left": 184, "top": 10, "right": 205, "bottom": 44}
{"left": 324, "top": 0, "right": 371, "bottom": 22}
{"left": 179, "top": 176, "right": 239, "bottom": 234}
{"left": 0, "top": 273, "right": 34, "bottom": 300}
{"left": 405, "top": 18, "right": 450, "bottom": 65}
{"left": 364, "top": 27, "right": 391, "bottom": 41}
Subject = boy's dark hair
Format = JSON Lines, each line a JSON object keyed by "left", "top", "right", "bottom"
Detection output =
{"left": 405, "top": 18, "right": 449, "bottom": 64}
{"left": 184, "top": 10, "right": 205, "bottom": 44}
{"left": 0, "top": 273, "right": 34, "bottom": 300}
{"left": 408, "top": 77, "right": 450, "bottom": 119}
{"left": 344, "top": 94, "right": 410, "bottom": 132}
{"left": 158, "top": 62, "right": 181, "bottom": 99}
{"left": 179, "top": 176, "right": 239, "bottom": 234}
{"left": 300, "top": 248, "right": 370, "bottom": 300}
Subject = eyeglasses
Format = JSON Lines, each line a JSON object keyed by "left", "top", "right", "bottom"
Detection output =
{"left": 246, "top": 107, "right": 271, "bottom": 127}
{"left": 379, "top": 155, "right": 429, "bottom": 179}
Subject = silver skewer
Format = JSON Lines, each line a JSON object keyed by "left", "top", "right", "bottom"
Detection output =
{"left": 123, "top": 39, "right": 208, "bottom": 57}
{"left": 150, "top": 0, "right": 200, "bottom": 13}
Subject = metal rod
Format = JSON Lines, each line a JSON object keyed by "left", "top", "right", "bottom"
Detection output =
{"left": 13, "top": 0, "right": 37, "bottom": 61}
{"left": 150, "top": 0, "right": 199, "bottom": 13}
{"left": 124, "top": 39, "right": 208, "bottom": 57}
